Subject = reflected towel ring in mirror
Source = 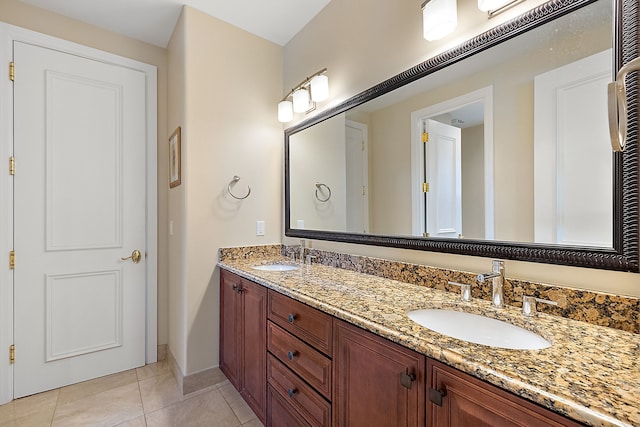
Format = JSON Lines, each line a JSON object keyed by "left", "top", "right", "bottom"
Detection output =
{"left": 228, "top": 175, "right": 251, "bottom": 200}
{"left": 315, "top": 183, "right": 332, "bottom": 202}
{"left": 608, "top": 56, "right": 640, "bottom": 152}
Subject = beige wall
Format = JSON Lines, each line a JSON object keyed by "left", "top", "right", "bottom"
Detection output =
{"left": 0, "top": 0, "right": 170, "bottom": 346}
{"left": 283, "top": 0, "right": 640, "bottom": 298}
{"left": 461, "top": 125, "right": 485, "bottom": 240}
{"left": 290, "top": 113, "right": 347, "bottom": 231}
{"left": 167, "top": 11, "right": 188, "bottom": 371}
{"left": 168, "top": 7, "right": 283, "bottom": 375}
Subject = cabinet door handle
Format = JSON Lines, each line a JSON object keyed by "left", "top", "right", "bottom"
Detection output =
{"left": 287, "top": 313, "right": 296, "bottom": 323}
{"left": 399, "top": 371, "right": 416, "bottom": 389}
{"left": 287, "top": 351, "right": 298, "bottom": 361}
{"left": 287, "top": 388, "right": 297, "bottom": 398}
{"left": 232, "top": 284, "right": 243, "bottom": 294}
{"left": 429, "top": 387, "right": 447, "bottom": 407}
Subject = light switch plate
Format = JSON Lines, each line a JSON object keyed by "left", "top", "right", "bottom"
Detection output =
{"left": 256, "top": 220, "right": 265, "bottom": 236}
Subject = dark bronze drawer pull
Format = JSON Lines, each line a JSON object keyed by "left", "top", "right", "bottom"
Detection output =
{"left": 399, "top": 371, "right": 416, "bottom": 389}
{"left": 287, "top": 350, "right": 298, "bottom": 361}
{"left": 429, "top": 387, "right": 447, "bottom": 407}
{"left": 287, "top": 388, "right": 297, "bottom": 398}
{"left": 288, "top": 313, "right": 296, "bottom": 323}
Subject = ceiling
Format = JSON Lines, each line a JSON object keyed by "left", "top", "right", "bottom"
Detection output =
{"left": 19, "top": 0, "right": 332, "bottom": 47}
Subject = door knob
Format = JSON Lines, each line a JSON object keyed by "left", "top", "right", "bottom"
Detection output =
{"left": 121, "top": 249, "right": 142, "bottom": 264}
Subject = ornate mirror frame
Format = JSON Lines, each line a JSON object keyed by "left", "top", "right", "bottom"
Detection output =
{"left": 285, "top": 0, "right": 639, "bottom": 272}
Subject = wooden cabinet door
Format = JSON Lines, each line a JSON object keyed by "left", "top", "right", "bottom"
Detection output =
{"left": 333, "top": 320, "right": 426, "bottom": 427}
{"left": 220, "top": 270, "right": 267, "bottom": 423}
{"left": 427, "top": 359, "right": 583, "bottom": 427}
{"left": 220, "top": 269, "right": 242, "bottom": 389}
{"left": 240, "top": 278, "right": 267, "bottom": 422}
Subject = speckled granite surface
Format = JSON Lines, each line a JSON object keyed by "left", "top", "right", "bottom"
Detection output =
{"left": 220, "top": 245, "right": 639, "bottom": 334}
{"left": 218, "top": 250, "right": 640, "bottom": 427}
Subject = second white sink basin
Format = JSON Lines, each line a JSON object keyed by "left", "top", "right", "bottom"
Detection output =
{"left": 252, "top": 264, "right": 299, "bottom": 272}
{"left": 407, "top": 309, "right": 551, "bottom": 350}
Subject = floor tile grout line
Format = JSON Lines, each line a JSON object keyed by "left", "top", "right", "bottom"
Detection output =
{"left": 50, "top": 387, "right": 61, "bottom": 427}
{"left": 135, "top": 377, "right": 148, "bottom": 427}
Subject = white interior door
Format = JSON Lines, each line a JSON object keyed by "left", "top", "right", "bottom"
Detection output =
{"left": 534, "top": 49, "right": 612, "bottom": 246}
{"left": 425, "top": 119, "right": 462, "bottom": 238}
{"left": 13, "top": 41, "right": 147, "bottom": 398}
{"left": 345, "top": 121, "right": 369, "bottom": 233}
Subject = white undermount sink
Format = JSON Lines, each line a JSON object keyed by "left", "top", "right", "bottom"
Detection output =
{"left": 252, "top": 264, "right": 299, "bottom": 272}
{"left": 407, "top": 309, "right": 551, "bottom": 350}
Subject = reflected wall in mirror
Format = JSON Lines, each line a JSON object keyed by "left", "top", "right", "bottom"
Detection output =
{"left": 285, "top": 0, "right": 639, "bottom": 272}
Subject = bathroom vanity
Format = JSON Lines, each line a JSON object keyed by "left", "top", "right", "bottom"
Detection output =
{"left": 218, "top": 255, "right": 639, "bottom": 427}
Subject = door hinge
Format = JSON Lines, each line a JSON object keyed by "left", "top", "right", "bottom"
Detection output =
{"left": 9, "top": 251, "right": 15, "bottom": 270}
{"left": 422, "top": 182, "right": 430, "bottom": 192}
{"left": 422, "top": 132, "right": 429, "bottom": 143}
{"left": 9, "top": 345, "right": 15, "bottom": 364}
{"left": 362, "top": 186, "right": 366, "bottom": 196}
{"left": 361, "top": 141, "right": 365, "bottom": 151}
{"left": 9, "top": 62, "right": 14, "bottom": 82}
{"left": 9, "top": 156, "right": 15, "bottom": 175}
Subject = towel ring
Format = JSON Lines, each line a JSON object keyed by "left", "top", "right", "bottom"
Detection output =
{"left": 228, "top": 175, "right": 251, "bottom": 200}
{"left": 315, "top": 182, "right": 331, "bottom": 202}
{"left": 608, "top": 56, "right": 640, "bottom": 152}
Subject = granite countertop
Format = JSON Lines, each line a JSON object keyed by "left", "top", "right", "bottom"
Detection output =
{"left": 218, "top": 256, "right": 640, "bottom": 427}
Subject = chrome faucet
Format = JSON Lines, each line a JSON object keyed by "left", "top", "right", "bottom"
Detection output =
{"left": 299, "top": 240, "right": 305, "bottom": 265}
{"left": 522, "top": 296, "right": 557, "bottom": 317}
{"left": 477, "top": 260, "right": 505, "bottom": 308}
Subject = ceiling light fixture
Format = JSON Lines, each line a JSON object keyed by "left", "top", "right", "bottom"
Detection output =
{"left": 278, "top": 68, "right": 329, "bottom": 123}
{"left": 422, "top": 0, "right": 457, "bottom": 41}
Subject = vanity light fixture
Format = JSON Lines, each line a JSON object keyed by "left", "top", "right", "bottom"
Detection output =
{"left": 479, "top": 0, "right": 527, "bottom": 18}
{"left": 278, "top": 68, "right": 329, "bottom": 123}
{"left": 422, "top": 0, "right": 457, "bottom": 41}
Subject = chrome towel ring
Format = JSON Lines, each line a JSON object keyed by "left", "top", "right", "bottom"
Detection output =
{"left": 228, "top": 175, "right": 251, "bottom": 200}
{"left": 315, "top": 182, "right": 331, "bottom": 202}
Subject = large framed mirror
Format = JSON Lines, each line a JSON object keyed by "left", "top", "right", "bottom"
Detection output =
{"left": 285, "top": 0, "right": 639, "bottom": 272}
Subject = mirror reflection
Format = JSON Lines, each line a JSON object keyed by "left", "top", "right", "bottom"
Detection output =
{"left": 289, "top": 0, "right": 613, "bottom": 247}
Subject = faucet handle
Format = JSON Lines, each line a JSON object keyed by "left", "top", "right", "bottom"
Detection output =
{"left": 448, "top": 281, "right": 472, "bottom": 302}
{"left": 522, "top": 296, "right": 558, "bottom": 317}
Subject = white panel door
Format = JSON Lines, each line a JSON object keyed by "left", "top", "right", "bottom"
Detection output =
{"left": 13, "top": 41, "right": 147, "bottom": 397}
{"left": 425, "top": 119, "right": 462, "bottom": 238}
{"left": 345, "top": 121, "right": 369, "bottom": 233}
{"left": 534, "top": 49, "right": 612, "bottom": 246}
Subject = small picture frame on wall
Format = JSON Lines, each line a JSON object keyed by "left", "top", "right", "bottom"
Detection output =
{"left": 169, "top": 127, "right": 181, "bottom": 188}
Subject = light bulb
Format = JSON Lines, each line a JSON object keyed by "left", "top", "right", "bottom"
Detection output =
{"left": 423, "top": 0, "right": 457, "bottom": 41}
{"left": 310, "top": 74, "right": 329, "bottom": 102}
{"left": 278, "top": 100, "right": 293, "bottom": 123}
{"left": 292, "top": 88, "right": 310, "bottom": 113}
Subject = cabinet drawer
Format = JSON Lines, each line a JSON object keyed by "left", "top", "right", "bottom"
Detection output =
{"left": 267, "top": 322, "right": 332, "bottom": 399}
{"left": 267, "top": 354, "right": 331, "bottom": 427}
{"left": 268, "top": 290, "right": 332, "bottom": 355}
{"left": 267, "top": 385, "right": 312, "bottom": 427}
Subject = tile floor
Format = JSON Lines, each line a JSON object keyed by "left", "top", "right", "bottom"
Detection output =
{"left": 0, "top": 361, "right": 263, "bottom": 427}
